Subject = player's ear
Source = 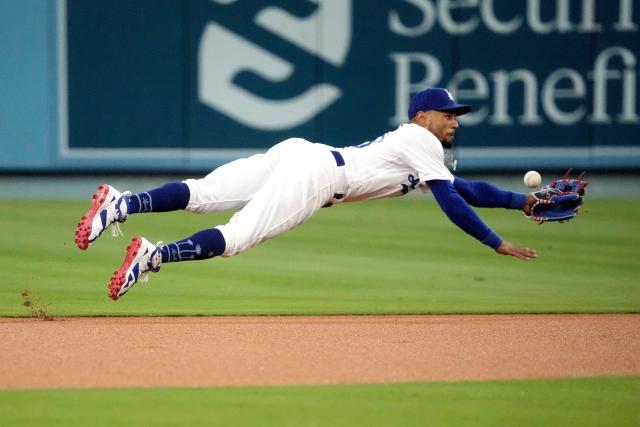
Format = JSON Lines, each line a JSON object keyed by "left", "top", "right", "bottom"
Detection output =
{"left": 419, "top": 111, "right": 433, "bottom": 128}
{"left": 412, "top": 111, "right": 428, "bottom": 126}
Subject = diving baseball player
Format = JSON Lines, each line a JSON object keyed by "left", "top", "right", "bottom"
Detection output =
{"left": 75, "top": 88, "right": 538, "bottom": 300}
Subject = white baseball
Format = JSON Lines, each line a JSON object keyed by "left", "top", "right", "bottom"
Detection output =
{"left": 524, "top": 170, "right": 542, "bottom": 188}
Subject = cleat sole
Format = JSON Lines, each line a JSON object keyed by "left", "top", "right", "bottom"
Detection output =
{"left": 74, "top": 184, "right": 110, "bottom": 250}
{"left": 108, "top": 236, "right": 142, "bottom": 300}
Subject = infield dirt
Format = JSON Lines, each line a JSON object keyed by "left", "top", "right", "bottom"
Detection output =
{"left": 1, "top": 314, "right": 638, "bottom": 389}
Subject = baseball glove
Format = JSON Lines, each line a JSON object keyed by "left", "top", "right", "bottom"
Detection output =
{"left": 526, "top": 169, "right": 588, "bottom": 224}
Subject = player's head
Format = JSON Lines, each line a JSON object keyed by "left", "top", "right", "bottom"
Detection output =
{"left": 408, "top": 88, "right": 471, "bottom": 148}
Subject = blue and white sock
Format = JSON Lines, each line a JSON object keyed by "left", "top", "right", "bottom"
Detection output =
{"left": 160, "top": 228, "right": 226, "bottom": 263}
{"left": 127, "top": 182, "right": 190, "bottom": 214}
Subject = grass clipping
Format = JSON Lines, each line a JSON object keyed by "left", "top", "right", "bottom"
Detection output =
{"left": 21, "top": 289, "right": 54, "bottom": 321}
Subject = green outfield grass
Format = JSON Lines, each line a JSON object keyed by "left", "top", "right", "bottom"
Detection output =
{"left": 0, "top": 198, "right": 638, "bottom": 316}
{"left": 0, "top": 377, "right": 638, "bottom": 427}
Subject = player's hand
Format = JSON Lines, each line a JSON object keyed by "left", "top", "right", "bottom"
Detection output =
{"left": 495, "top": 240, "right": 537, "bottom": 261}
{"left": 522, "top": 193, "right": 537, "bottom": 216}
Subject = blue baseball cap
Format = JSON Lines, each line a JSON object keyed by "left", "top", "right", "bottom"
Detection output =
{"left": 408, "top": 88, "right": 471, "bottom": 119}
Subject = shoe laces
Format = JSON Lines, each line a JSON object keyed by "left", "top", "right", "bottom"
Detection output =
{"left": 111, "top": 222, "right": 124, "bottom": 238}
{"left": 138, "top": 271, "right": 150, "bottom": 284}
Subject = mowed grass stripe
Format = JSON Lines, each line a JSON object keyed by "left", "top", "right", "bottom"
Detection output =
{"left": 0, "top": 377, "right": 638, "bottom": 427}
{"left": 0, "top": 198, "right": 638, "bottom": 316}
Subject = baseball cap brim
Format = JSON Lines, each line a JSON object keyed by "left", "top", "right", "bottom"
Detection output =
{"left": 436, "top": 104, "right": 472, "bottom": 116}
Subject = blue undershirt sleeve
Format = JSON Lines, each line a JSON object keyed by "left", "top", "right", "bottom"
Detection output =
{"left": 427, "top": 179, "right": 503, "bottom": 250}
{"left": 453, "top": 176, "right": 526, "bottom": 209}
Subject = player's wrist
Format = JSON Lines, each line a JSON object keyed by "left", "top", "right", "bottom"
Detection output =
{"left": 481, "top": 230, "right": 502, "bottom": 250}
{"left": 510, "top": 192, "right": 527, "bottom": 210}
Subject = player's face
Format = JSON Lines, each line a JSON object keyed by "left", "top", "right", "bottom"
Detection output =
{"left": 427, "top": 111, "right": 459, "bottom": 148}
{"left": 415, "top": 110, "right": 459, "bottom": 148}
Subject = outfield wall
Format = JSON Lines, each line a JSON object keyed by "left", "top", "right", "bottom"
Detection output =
{"left": 1, "top": 0, "right": 639, "bottom": 172}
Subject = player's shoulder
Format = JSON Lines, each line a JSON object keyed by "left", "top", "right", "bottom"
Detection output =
{"left": 393, "top": 123, "right": 441, "bottom": 148}
{"left": 399, "top": 123, "right": 426, "bottom": 133}
{"left": 394, "top": 123, "right": 435, "bottom": 139}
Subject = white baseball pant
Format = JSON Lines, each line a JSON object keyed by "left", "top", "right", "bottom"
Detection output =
{"left": 183, "top": 138, "right": 346, "bottom": 256}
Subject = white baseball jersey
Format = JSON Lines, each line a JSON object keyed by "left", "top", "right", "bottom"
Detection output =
{"left": 335, "top": 123, "right": 454, "bottom": 203}
{"left": 183, "top": 124, "right": 452, "bottom": 256}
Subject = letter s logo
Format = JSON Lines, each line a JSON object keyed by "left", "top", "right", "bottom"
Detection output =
{"left": 198, "top": 1, "right": 352, "bottom": 131}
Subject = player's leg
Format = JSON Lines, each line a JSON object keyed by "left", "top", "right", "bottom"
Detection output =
{"left": 183, "top": 152, "right": 276, "bottom": 214}
{"left": 182, "top": 138, "right": 309, "bottom": 214}
{"left": 216, "top": 148, "right": 337, "bottom": 256}
{"left": 75, "top": 150, "right": 278, "bottom": 250}
{"left": 108, "top": 143, "right": 341, "bottom": 300}
{"left": 108, "top": 228, "right": 226, "bottom": 300}
{"left": 74, "top": 182, "right": 191, "bottom": 250}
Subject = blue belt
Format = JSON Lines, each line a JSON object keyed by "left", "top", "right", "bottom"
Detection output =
{"left": 322, "top": 150, "right": 346, "bottom": 207}
{"left": 324, "top": 151, "right": 345, "bottom": 207}
{"left": 331, "top": 150, "right": 345, "bottom": 167}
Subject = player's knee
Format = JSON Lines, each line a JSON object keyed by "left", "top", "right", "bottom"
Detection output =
{"left": 182, "top": 179, "right": 249, "bottom": 213}
{"left": 217, "top": 224, "right": 260, "bottom": 257}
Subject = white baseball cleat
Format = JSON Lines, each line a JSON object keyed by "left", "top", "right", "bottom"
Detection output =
{"left": 109, "top": 236, "right": 162, "bottom": 300}
{"left": 75, "top": 184, "right": 130, "bottom": 250}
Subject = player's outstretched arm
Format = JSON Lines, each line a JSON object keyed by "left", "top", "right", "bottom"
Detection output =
{"left": 453, "top": 176, "right": 527, "bottom": 210}
{"left": 428, "top": 179, "right": 537, "bottom": 261}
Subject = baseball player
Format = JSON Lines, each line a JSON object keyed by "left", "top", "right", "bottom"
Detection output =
{"left": 75, "top": 87, "right": 538, "bottom": 300}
